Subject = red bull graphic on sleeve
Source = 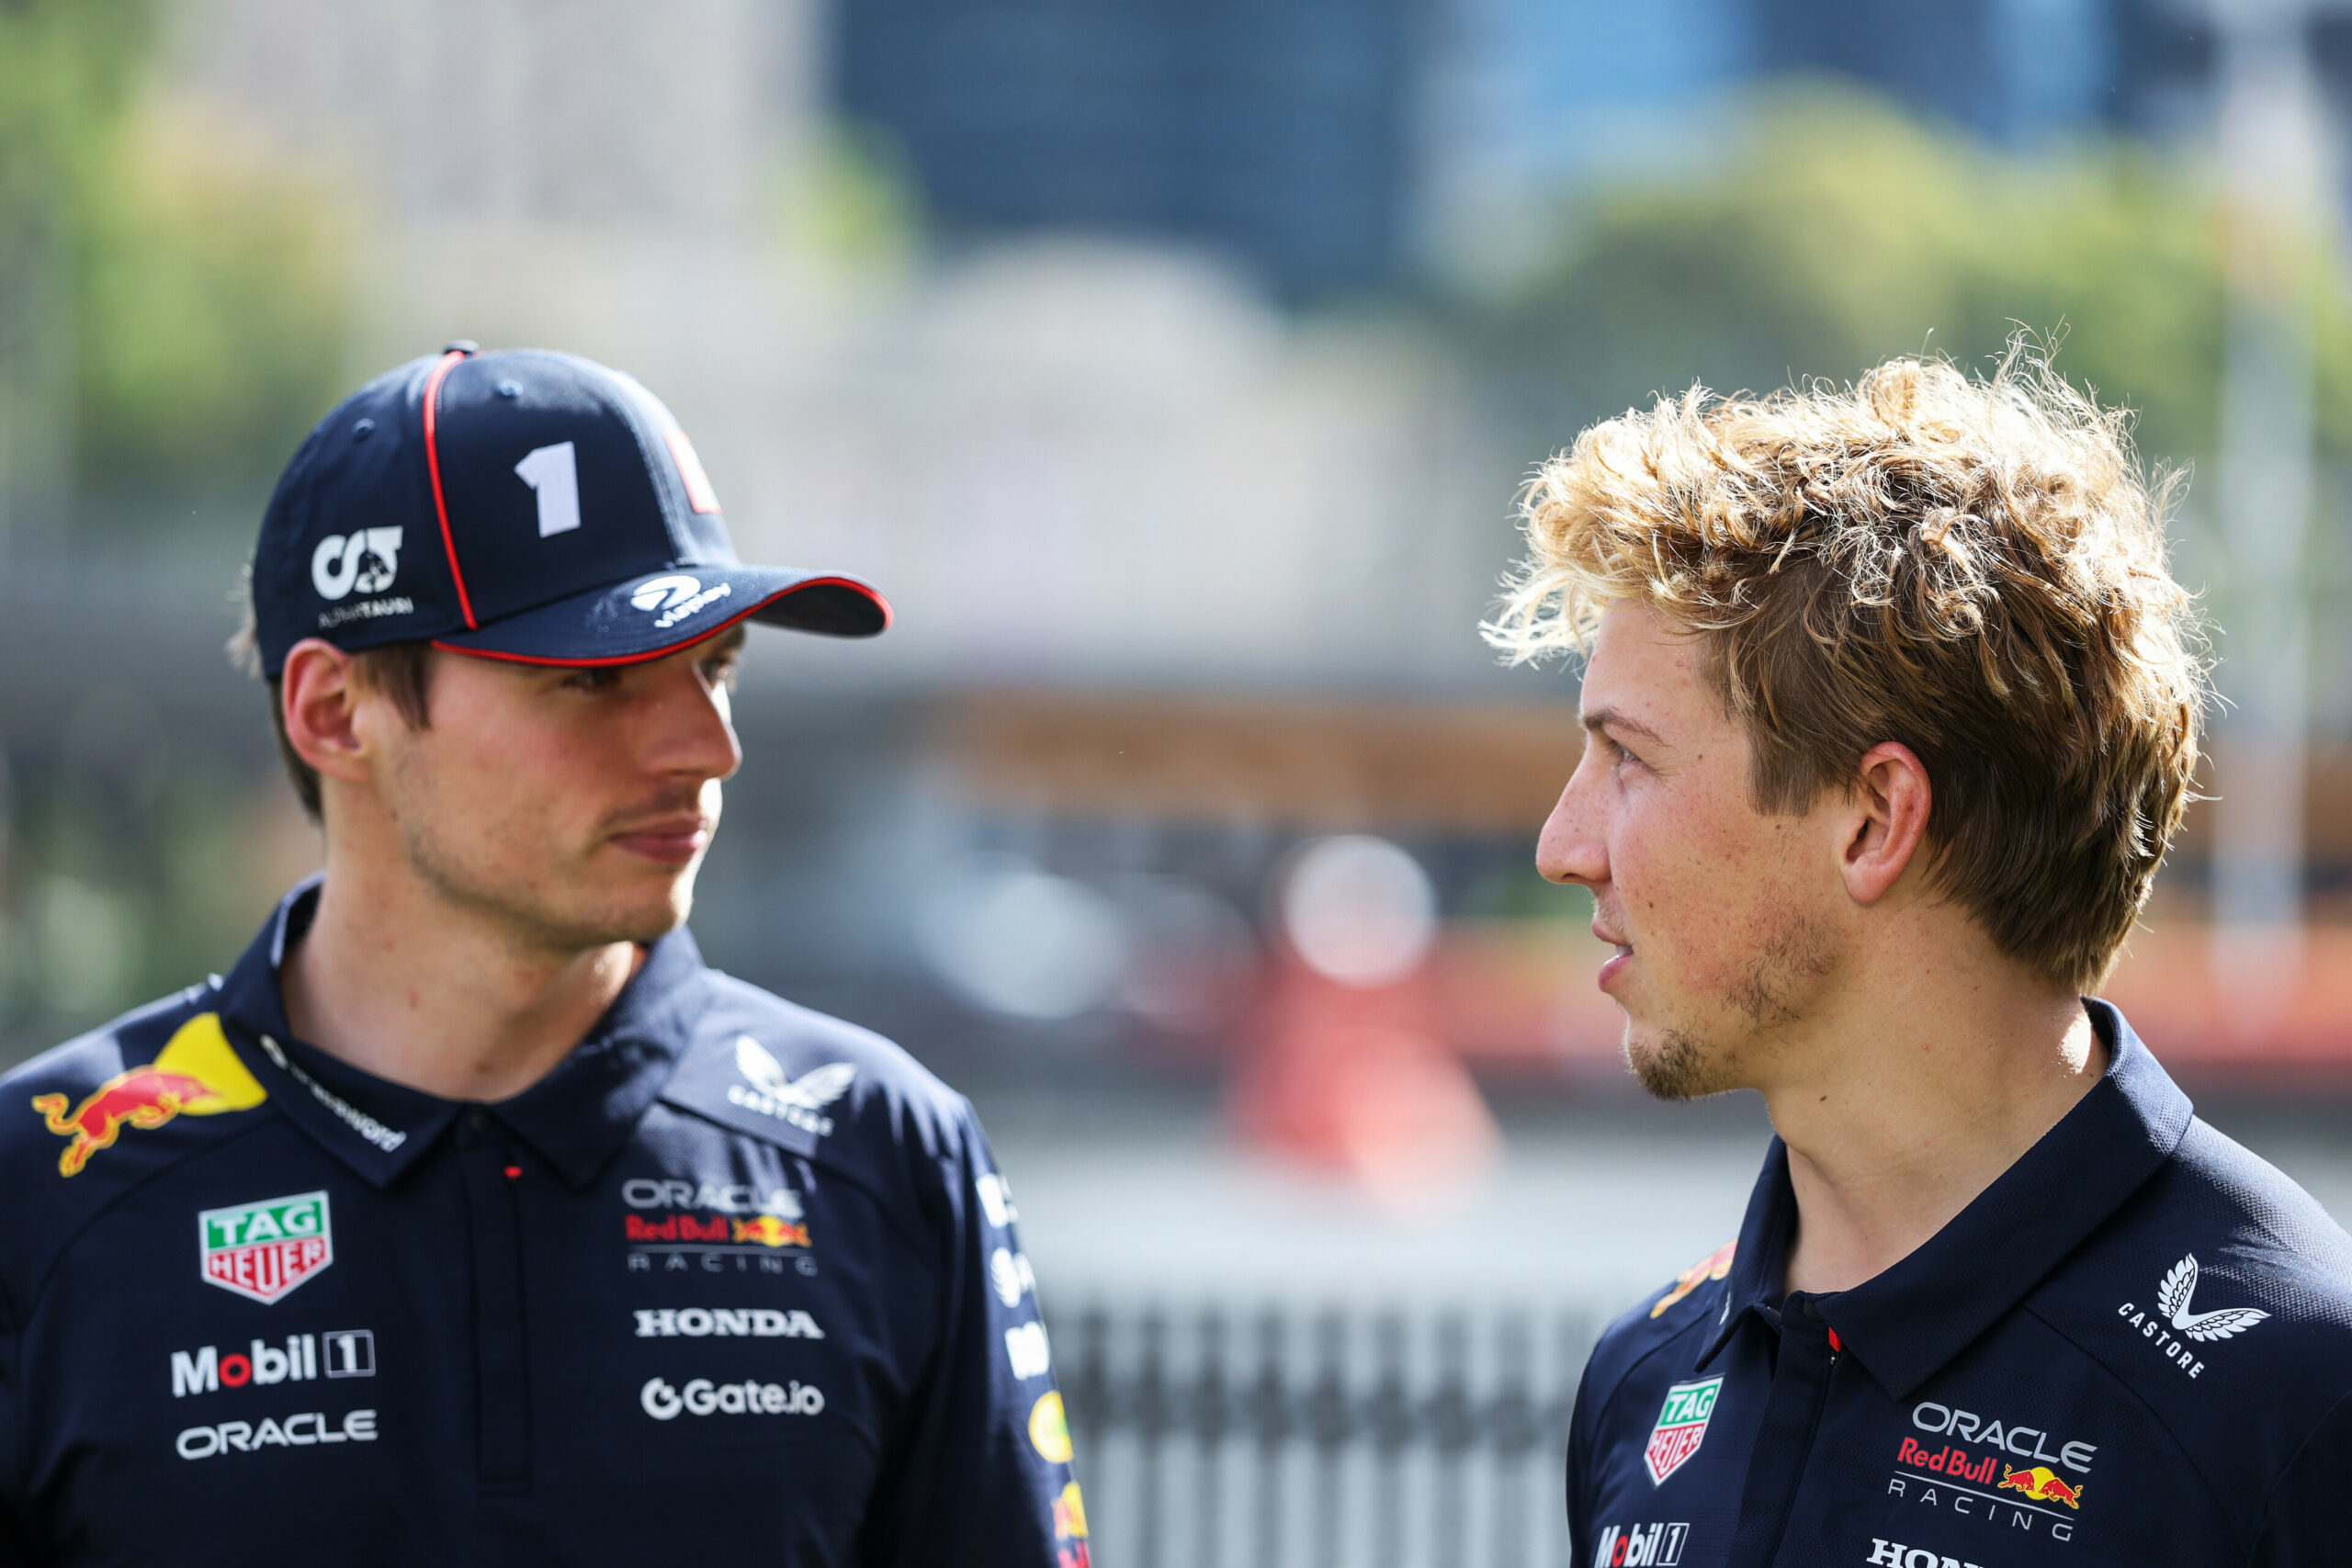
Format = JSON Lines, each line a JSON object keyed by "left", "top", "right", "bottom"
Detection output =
{"left": 1054, "top": 1481, "right": 1090, "bottom": 1568}
{"left": 199, "top": 1190, "right": 334, "bottom": 1304}
{"left": 1650, "top": 1240, "right": 1736, "bottom": 1319}
{"left": 1643, "top": 1376, "right": 1722, "bottom": 1486}
{"left": 30, "top": 1013, "right": 267, "bottom": 1176}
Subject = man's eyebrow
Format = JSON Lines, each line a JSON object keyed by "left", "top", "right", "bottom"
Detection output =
{"left": 1581, "top": 706, "right": 1667, "bottom": 747}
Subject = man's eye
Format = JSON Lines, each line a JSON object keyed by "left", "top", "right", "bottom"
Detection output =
{"left": 563, "top": 667, "right": 622, "bottom": 693}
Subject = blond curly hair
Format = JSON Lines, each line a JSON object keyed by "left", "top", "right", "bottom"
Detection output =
{"left": 1487, "top": 349, "right": 2206, "bottom": 991}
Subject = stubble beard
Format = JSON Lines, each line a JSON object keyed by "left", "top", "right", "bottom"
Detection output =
{"left": 1623, "top": 909, "right": 1837, "bottom": 1102}
{"left": 404, "top": 816, "right": 694, "bottom": 952}
{"left": 1627, "top": 1024, "right": 1742, "bottom": 1100}
{"left": 388, "top": 761, "right": 699, "bottom": 953}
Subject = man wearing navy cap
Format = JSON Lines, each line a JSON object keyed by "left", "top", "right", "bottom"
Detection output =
{"left": 1490, "top": 354, "right": 2352, "bottom": 1565}
{"left": 0, "top": 345, "right": 1088, "bottom": 1566}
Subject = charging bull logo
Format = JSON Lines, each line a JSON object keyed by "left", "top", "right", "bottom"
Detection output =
{"left": 1997, "top": 1464, "right": 2084, "bottom": 1509}
{"left": 1650, "top": 1240, "right": 1736, "bottom": 1319}
{"left": 30, "top": 1014, "right": 267, "bottom": 1176}
{"left": 731, "top": 1215, "right": 812, "bottom": 1249}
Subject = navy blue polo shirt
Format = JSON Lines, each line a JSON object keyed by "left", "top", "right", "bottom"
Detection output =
{"left": 1567, "top": 1001, "right": 2352, "bottom": 1568}
{"left": 0, "top": 884, "right": 1091, "bottom": 1567}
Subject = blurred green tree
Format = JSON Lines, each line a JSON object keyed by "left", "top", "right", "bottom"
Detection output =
{"left": 0, "top": 0, "right": 352, "bottom": 519}
{"left": 1475, "top": 85, "right": 2352, "bottom": 474}
{"left": 74, "top": 95, "right": 354, "bottom": 495}
{"left": 0, "top": 0, "right": 149, "bottom": 541}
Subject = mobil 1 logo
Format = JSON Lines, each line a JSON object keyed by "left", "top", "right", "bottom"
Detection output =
{"left": 173, "top": 1329, "right": 375, "bottom": 1396}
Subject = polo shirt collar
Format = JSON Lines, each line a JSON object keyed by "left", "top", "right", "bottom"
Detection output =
{"left": 214, "top": 878, "right": 709, "bottom": 1190}
{"left": 1697, "top": 1000, "right": 2194, "bottom": 1400}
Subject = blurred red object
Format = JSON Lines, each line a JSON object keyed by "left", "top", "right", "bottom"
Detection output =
{"left": 1229, "top": 954, "right": 1498, "bottom": 1208}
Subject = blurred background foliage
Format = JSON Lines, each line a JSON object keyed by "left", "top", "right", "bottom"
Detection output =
{"left": 1472, "top": 85, "right": 2350, "bottom": 471}
{"left": 2, "top": 0, "right": 348, "bottom": 515}
{"left": 74, "top": 93, "right": 352, "bottom": 498}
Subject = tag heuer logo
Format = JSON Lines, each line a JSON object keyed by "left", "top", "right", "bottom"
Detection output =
{"left": 1644, "top": 1376, "right": 1723, "bottom": 1486}
{"left": 198, "top": 1190, "right": 333, "bottom": 1304}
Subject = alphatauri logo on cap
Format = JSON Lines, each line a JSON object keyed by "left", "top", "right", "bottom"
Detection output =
{"left": 312, "top": 529, "right": 403, "bottom": 600}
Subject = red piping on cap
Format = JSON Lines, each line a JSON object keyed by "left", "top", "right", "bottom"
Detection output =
{"left": 421, "top": 349, "right": 478, "bottom": 629}
{"left": 428, "top": 578, "right": 890, "bottom": 668}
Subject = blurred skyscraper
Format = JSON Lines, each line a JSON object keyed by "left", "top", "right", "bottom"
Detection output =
{"left": 1751, "top": 0, "right": 2111, "bottom": 141}
{"left": 832, "top": 0, "right": 1419, "bottom": 300}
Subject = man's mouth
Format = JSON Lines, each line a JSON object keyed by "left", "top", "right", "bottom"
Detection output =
{"left": 608, "top": 817, "right": 712, "bottom": 866}
{"left": 1593, "top": 919, "right": 1634, "bottom": 988}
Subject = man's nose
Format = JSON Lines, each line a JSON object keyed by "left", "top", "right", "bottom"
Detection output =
{"left": 1535, "top": 770, "right": 1606, "bottom": 887}
{"left": 648, "top": 663, "right": 742, "bottom": 783}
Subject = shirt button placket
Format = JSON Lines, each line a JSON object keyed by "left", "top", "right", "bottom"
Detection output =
{"left": 458, "top": 1107, "right": 532, "bottom": 1494}
{"left": 1724, "top": 1294, "right": 1840, "bottom": 1568}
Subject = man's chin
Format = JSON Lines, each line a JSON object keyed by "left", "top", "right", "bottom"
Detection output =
{"left": 605, "top": 882, "right": 695, "bottom": 947}
{"left": 528, "top": 876, "right": 695, "bottom": 952}
{"left": 1623, "top": 1024, "right": 1739, "bottom": 1101}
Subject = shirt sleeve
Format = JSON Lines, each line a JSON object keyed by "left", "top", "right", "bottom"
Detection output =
{"left": 2250, "top": 1386, "right": 2352, "bottom": 1567}
{"left": 0, "top": 1295, "right": 35, "bottom": 1567}
{"left": 859, "top": 1102, "right": 1082, "bottom": 1568}
{"left": 1564, "top": 1350, "right": 1601, "bottom": 1567}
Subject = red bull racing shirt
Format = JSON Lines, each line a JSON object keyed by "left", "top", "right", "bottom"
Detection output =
{"left": 1567, "top": 1002, "right": 2352, "bottom": 1568}
{"left": 0, "top": 884, "right": 1090, "bottom": 1566}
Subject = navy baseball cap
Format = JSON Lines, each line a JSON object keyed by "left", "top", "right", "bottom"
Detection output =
{"left": 249, "top": 343, "right": 888, "bottom": 677}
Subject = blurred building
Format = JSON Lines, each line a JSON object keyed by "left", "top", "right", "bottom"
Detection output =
{"left": 833, "top": 0, "right": 1420, "bottom": 300}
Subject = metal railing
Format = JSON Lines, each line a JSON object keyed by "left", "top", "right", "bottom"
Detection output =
{"left": 1058, "top": 1301, "right": 1606, "bottom": 1568}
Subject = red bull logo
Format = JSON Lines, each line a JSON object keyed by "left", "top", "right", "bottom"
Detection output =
{"left": 1052, "top": 1481, "right": 1087, "bottom": 1542}
{"left": 1894, "top": 1437, "right": 1997, "bottom": 1484}
{"left": 30, "top": 1014, "right": 266, "bottom": 1176}
{"left": 1996, "top": 1464, "right": 2084, "bottom": 1509}
{"left": 731, "top": 1214, "right": 812, "bottom": 1249}
{"left": 626, "top": 1213, "right": 729, "bottom": 1243}
{"left": 1649, "top": 1240, "right": 1736, "bottom": 1319}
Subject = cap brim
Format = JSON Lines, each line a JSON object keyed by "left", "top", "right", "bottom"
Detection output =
{"left": 431, "top": 565, "right": 890, "bottom": 667}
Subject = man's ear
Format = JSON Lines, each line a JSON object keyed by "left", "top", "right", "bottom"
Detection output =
{"left": 1841, "top": 741, "right": 1933, "bottom": 906}
{"left": 280, "top": 639, "right": 373, "bottom": 790}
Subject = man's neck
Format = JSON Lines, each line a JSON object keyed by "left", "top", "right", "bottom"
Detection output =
{"left": 1770, "top": 966, "right": 2105, "bottom": 1298}
{"left": 280, "top": 859, "right": 645, "bottom": 1104}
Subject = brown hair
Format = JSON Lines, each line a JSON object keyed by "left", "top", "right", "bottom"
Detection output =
{"left": 227, "top": 601, "right": 435, "bottom": 820}
{"left": 1486, "top": 347, "right": 2206, "bottom": 991}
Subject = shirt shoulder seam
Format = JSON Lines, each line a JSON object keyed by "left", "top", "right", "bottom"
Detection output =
{"left": 2018, "top": 1299, "right": 2245, "bottom": 1544}
{"left": 14, "top": 1112, "right": 286, "bottom": 1319}
{"left": 649, "top": 1096, "right": 940, "bottom": 1263}
{"left": 2244, "top": 1379, "right": 2352, "bottom": 1564}
{"left": 1585, "top": 1297, "right": 1718, "bottom": 1441}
